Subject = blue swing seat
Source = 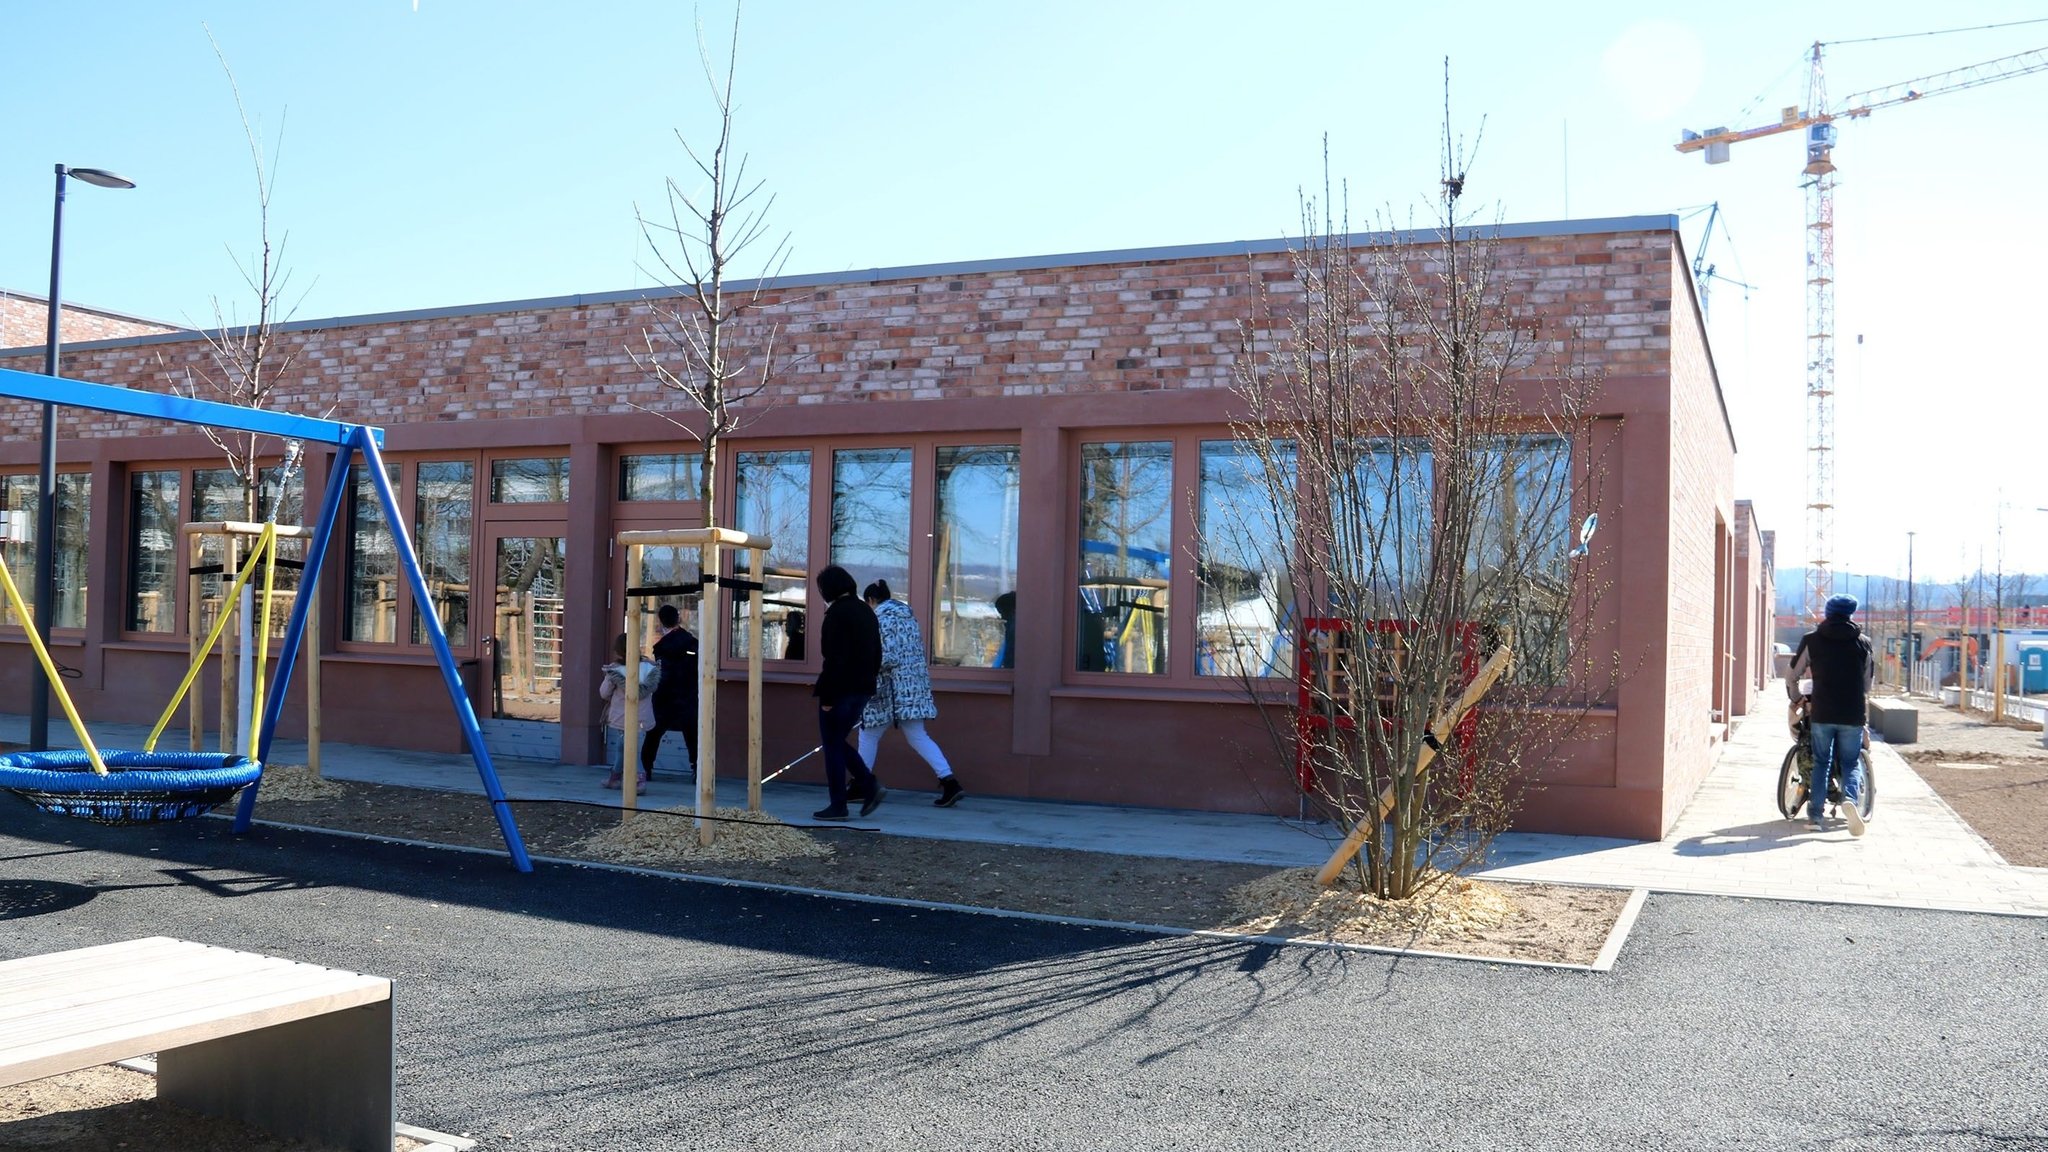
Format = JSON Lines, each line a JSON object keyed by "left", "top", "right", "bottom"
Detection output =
{"left": 0, "top": 750, "right": 263, "bottom": 826}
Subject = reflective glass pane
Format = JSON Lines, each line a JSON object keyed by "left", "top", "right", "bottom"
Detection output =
{"left": 129, "top": 471, "right": 180, "bottom": 632}
{"left": 731, "top": 450, "right": 810, "bottom": 660}
{"left": 413, "top": 461, "right": 474, "bottom": 645}
{"left": 0, "top": 474, "right": 91, "bottom": 630}
{"left": 490, "top": 457, "right": 570, "bottom": 503}
{"left": 1469, "top": 435, "right": 1573, "bottom": 683}
{"left": 1199, "top": 440, "right": 1295, "bottom": 678}
{"left": 346, "top": 463, "right": 401, "bottom": 643}
{"left": 930, "top": 445, "right": 1020, "bottom": 668}
{"left": 492, "top": 536, "right": 567, "bottom": 720}
{"left": 831, "top": 448, "right": 911, "bottom": 598}
{"left": 1076, "top": 441, "right": 1172, "bottom": 674}
{"left": 620, "top": 453, "right": 704, "bottom": 501}
{"left": 1334, "top": 440, "right": 1433, "bottom": 617}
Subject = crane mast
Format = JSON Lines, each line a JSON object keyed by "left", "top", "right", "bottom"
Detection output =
{"left": 1677, "top": 37, "right": 2048, "bottom": 622}
{"left": 1803, "top": 44, "right": 1837, "bottom": 624}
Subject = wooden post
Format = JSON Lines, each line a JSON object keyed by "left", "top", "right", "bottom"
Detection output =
{"left": 1995, "top": 629, "right": 2007, "bottom": 722}
{"left": 1314, "top": 643, "right": 1515, "bottom": 888}
{"left": 188, "top": 565, "right": 204, "bottom": 753}
{"left": 747, "top": 546, "right": 765, "bottom": 813}
{"left": 697, "top": 541, "right": 722, "bottom": 846}
{"left": 623, "top": 545, "right": 644, "bottom": 816}
{"left": 220, "top": 536, "right": 240, "bottom": 756}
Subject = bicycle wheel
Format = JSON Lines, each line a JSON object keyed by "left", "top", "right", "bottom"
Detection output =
{"left": 1777, "top": 744, "right": 1810, "bottom": 819}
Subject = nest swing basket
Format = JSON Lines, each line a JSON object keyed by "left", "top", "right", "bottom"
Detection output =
{"left": 0, "top": 751, "right": 264, "bottom": 825}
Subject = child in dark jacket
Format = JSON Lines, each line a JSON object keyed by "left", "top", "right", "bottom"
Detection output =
{"left": 811, "top": 565, "right": 883, "bottom": 820}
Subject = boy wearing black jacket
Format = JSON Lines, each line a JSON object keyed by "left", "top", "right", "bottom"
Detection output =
{"left": 811, "top": 565, "right": 884, "bottom": 820}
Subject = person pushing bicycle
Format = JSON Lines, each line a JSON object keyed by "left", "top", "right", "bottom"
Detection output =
{"left": 1785, "top": 593, "right": 1873, "bottom": 836}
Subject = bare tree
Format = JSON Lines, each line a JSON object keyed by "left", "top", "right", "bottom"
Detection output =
{"left": 1219, "top": 84, "right": 1615, "bottom": 902}
{"left": 630, "top": 0, "right": 795, "bottom": 546}
{"left": 186, "top": 28, "right": 312, "bottom": 526}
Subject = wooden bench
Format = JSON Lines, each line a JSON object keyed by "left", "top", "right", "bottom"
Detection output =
{"left": 1868, "top": 697, "right": 1919, "bottom": 744}
{"left": 0, "top": 937, "right": 392, "bottom": 1152}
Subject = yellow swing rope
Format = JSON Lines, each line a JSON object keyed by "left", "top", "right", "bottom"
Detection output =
{"left": 0, "top": 551, "right": 108, "bottom": 776}
{"left": 144, "top": 523, "right": 280, "bottom": 755}
{"left": 248, "top": 524, "right": 279, "bottom": 763}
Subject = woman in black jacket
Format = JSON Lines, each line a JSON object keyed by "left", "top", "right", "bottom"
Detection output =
{"left": 811, "top": 565, "right": 884, "bottom": 820}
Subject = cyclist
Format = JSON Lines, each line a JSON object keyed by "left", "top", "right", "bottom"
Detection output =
{"left": 1785, "top": 593, "right": 1872, "bottom": 836}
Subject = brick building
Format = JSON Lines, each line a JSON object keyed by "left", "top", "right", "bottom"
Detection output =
{"left": 0, "top": 214, "right": 1758, "bottom": 840}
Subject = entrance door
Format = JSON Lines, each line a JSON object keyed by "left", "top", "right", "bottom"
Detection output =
{"left": 487, "top": 530, "right": 568, "bottom": 722}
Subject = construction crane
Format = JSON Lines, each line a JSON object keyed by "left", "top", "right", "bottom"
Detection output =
{"left": 1677, "top": 40, "right": 2048, "bottom": 621}
{"left": 1685, "top": 202, "right": 1755, "bottom": 319}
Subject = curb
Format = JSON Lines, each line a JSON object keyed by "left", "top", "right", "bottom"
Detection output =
{"left": 235, "top": 816, "right": 1640, "bottom": 973}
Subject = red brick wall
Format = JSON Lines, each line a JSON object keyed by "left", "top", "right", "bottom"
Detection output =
{"left": 1, "top": 229, "right": 1682, "bottom": 440}
{"left": 0, "top": 295, "right": 181, "bottom": 352}
{"left": 1658, "top": 251, "right": 1737, "bottom": 832}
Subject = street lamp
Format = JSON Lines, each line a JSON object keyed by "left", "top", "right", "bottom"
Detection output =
{"left": 31, "top": 164, "right": 137, "bottom": 752}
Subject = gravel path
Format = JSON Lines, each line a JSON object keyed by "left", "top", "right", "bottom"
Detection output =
{"left": 4, "top": 813, "right": 2046, "bottom": 1150}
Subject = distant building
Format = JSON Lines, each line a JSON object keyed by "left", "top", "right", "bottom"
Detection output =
{"left": 0, "top": 215, "right": 1760, "bottom": 840}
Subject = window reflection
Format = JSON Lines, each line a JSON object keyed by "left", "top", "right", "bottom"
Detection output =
{"left": 129, "top": 471, "right": 180, "bottom": 632}
{"left": 0, "top": 474, "right": 91, "bottom": 630}
{"left": 1198, "top": 441, "right": 1295, "bottom": 678}
{"left": 346, "top": 464, "right": 401, "bottom": 642}
{"left": 412, "top": 461, "right": 474, "bottom": 645}
{"left": 831, "top": 448, "right": 911, "bottom": 598}
{"left": 620, "top": 453, "right": 704, "bottom": 501}
{"left": 931, "top": 446, "right": 1019, "bottom": 668}
{"left": 731, "top": 450, "right": 810, "bottom": 660}
{"left": 490, "top": 457, "right": 569, "bottom": 503}
{"left": 1076, "top": 442, "right": 1172, "bottom": 674}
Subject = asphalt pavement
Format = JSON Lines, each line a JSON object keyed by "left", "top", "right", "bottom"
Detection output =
{"left": 4, "top": 811, "right": 2045, "bottom": 1151}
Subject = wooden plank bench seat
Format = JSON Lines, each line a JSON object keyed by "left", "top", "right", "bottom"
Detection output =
{"left": 0, "top": 936, "right": 392, "bottom": 1152}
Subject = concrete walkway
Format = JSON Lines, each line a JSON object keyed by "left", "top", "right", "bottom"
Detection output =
{"left": 5, "top": 706, "right": 2044, "bottom": 916}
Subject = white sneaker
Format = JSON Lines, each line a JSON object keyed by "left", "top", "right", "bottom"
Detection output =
{"left": 1842, "top": 800, "right": 1866, "bottom": 838}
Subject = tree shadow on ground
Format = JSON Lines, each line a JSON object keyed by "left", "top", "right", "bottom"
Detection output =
{"left": 0, "top": 806, "right": 1390, "bottom": 981}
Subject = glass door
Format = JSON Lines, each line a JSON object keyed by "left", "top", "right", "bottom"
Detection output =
{"left": 487, "top": 530, "right": 567, "bottom": 721}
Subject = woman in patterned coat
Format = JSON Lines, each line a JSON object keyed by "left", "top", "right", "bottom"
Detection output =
{"left": 858, "top": 580, "right": 965, "bottom": 807}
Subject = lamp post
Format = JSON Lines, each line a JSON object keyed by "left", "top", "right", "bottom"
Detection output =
{"left": 31, "top": 164, "right": 137, "bottom": 752}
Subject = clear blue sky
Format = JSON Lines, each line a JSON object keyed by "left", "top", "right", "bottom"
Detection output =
{"left": 5, "top": 1, "right": 2046, "bottom": 585}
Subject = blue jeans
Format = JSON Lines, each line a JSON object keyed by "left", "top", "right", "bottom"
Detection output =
{"left": 1809, "top": 721, "right": 1865, "bottom": 822}
{"left": 818, "top": 694, "right": 875, "bottom": 812}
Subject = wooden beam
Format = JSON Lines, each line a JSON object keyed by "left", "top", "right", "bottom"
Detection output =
{"left": 1314, "top": 643, "right": 1515, "bottom": 888}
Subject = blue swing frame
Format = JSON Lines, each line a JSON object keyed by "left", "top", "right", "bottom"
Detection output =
{"left": 0, "top": 365, "right": 533, "bottom": 871}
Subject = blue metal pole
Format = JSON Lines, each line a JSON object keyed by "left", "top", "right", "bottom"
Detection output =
{"left": 234, "top": 443, "right": 356, "bottom": 832}
{"left": 357, "top": 429, "right": 532, "bottom": 871}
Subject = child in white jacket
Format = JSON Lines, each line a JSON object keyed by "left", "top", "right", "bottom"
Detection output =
{"left": 599, "top": 632, "right": 659, "bottom": 789}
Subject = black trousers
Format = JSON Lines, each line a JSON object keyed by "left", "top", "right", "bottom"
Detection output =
{"left": 640, "top": 715, "right": 699, "bottom": 777}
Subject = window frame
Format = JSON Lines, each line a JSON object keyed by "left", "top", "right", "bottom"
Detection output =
{"left": 707, "top": 433, "right": 1022, "bottom": 686}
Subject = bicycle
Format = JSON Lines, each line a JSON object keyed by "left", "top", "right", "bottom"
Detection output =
{"left": 1776, "top": 694, "right": 1878, "bottom": 824}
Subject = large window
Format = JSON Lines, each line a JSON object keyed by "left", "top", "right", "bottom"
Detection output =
{"left": 129, "top": 471, "right": 180, "bottom": 633}
{"left": 191, "top": 465, "right": 306, "bottom": 638}
{"left": 0, "top": 473, "right": 91, "bottom": 630}
{"left": 345, "top": 463, "right": 401, "bottom": 643}
{"left": 831, "top": 448, "right": 912, "bottom": 599}
{"left": 931, "top": 446, "right": 1020, "bottom": 668}
{"left": 1076, "top": 441, "right": 1173, "bottom": 674}
{"left": 1198, "top": 440, "right": 1295, "bottom": 679}
{"left": 1341, "top": 439, "right": 1434, "bottom": 617}
{"left": 620, "top": 452, "right": 703, "bottom": 501}
{"left": 412, "top": 461, "right": 474, "bottom": 645}
{"left": 490, "top": 457, "right": 569, "bottom": 504}
{"left": 1469, "top": 435, "right": 1573, "bottom": 683}
{"left": 731, "top": 450, "right": 811, "bottom": 659}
